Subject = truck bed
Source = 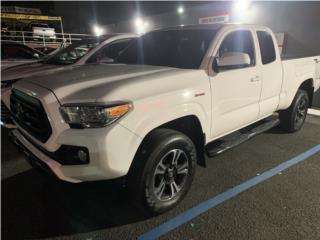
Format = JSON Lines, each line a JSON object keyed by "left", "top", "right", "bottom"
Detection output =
{"left": 281, "top": 55, "right": 320, "bottom": 108}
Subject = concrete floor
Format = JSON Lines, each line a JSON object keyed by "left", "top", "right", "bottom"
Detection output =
{"left": 1, "top": 115, "right": 320, "bottom": 240}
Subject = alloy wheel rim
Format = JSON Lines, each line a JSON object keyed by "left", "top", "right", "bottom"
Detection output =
{"left": 295, "top": 97, "right": 307, "bottom": 125}
{"left": 153, "top": 149, "right": 189, "bottom": 201}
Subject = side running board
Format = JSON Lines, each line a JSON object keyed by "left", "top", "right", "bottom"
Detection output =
{"left": 206, "top": 117, "right": 280, "bottom": 157}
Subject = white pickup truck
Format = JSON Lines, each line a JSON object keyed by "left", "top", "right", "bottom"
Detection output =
{"left": 10, "top": 24, "right": 320, "bottom": 214}
{"left": 29, "top": 23, "right": 56, "bottom": 40}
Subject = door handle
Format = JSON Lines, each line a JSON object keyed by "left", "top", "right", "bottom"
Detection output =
{"left": 250, "top": 76, "right": 260, "bottom": 82}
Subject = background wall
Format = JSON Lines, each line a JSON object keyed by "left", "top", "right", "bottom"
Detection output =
{"left": 106, "top": 1, "right": 320, "bottom": 58}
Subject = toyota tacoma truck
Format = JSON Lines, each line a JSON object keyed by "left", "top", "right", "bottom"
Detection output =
{"left": 10, "top": 24, "right": 320, "bottom": 214}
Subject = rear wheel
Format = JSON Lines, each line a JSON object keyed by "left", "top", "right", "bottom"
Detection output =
{"left": 127, "top": 129, "right": 196, "bottom": 215}
{"left": 279, "top": 89, "right": 309, "bottom": 132}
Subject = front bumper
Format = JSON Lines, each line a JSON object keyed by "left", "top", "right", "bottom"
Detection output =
{"left": 11, "top": 129, "right": 81, "bottom": 183}
{"left": 11, "top": 121, "right": 142, "bottom": 183}
{"left": 11, "top": 82, "right": 143, "bottom": 183}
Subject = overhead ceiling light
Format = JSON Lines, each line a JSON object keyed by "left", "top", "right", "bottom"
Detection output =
{"left": 234, "top": 0, "right": 250, "bottom": 12}
{"left": 92, "top": 25, "right": 105, "bottom": 36}
{"left": 135, "top": 17, "right": 143, "bottom": 27}
{"left": 134, "top": 17, "right": 149, "bottom": 34}
{"left": 177, "top": 7, "right": 184, "bottom": 14}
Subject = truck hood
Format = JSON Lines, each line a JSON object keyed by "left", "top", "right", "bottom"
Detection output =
{"left": 1, "top": 62, "right": 66, "bottom": 81}
{"left": 22, "top": 63, "right": 182, "bottom": 104}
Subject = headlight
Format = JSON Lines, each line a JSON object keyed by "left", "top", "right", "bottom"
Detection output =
{"left": 60, "top": 102, "right": 132, "bottom": 128}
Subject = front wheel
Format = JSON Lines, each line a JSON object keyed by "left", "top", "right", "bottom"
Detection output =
{"left": 127, "top": 129, "right": 196, "bottom": 215}
{"left": 279, "top": 89, "right": 309, "bottom": 132}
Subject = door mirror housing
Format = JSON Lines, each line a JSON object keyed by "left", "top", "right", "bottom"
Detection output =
{"left": 213, "top": 52, "right": 251, "bottom": 72}
{"left": 33, "top": 53, "right": 40, "bottom": 59}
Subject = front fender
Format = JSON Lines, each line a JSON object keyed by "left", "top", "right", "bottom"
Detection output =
{"left": 119, "top": 101, "right": 210, "bottom": 143}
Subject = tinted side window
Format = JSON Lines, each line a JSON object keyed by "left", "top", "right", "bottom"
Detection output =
{"left": 218, "top": 30, "right": 255, "bottom": 67}
{"left": 103, "top": 39, "right": 132, "bottom": 59}
{"left": 257, "top": 31, "right": 276, "bottom": 64}
{"left": 116, "top": 29, "right": 218, "bottom": 69}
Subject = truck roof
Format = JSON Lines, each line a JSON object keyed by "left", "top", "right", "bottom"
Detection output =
{"left": 153, "top": 23, "right": 268, "bottom": 32}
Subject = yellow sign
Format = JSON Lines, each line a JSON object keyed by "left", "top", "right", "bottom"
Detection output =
{"left": 1, "top": 13, "right": 61, "bottom": 21}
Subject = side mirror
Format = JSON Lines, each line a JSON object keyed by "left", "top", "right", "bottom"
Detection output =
{"left": 33, "top": 53, "right": 40, "bottom": 59}
{"left": 214, "top": 52, "right": 251, "bottom": 72}
{"left": 97, "top": 56, "right": 114, "bottom": 64}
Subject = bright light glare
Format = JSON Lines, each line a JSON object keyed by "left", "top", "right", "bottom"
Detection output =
{"left": 93, "top": 25, "right": 105, "bottom": 36}
{"left": 134, "top": 17, "right": 149, "bottom": 34}
{"left": 135, "top": 17, "right": 143, "bottom": 27}
{"left": 143, "top": 21, "right": 149, "bottom": 28}
{"left": 178, "top": 7, "right": 184, "bottom": 14}
{"left": 234, "top": 0, "right": 250, "bottom": 12}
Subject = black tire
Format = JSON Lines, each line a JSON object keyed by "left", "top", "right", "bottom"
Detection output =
{"left": 127, "top": 129, "right": 197, "bottom": 215}
{"left": 279, "top": 89, "right": 309, "bottom": 132}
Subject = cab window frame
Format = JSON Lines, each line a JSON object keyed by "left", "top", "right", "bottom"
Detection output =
{"left": 213, "top": 29, "right": 257, "bottom": 72}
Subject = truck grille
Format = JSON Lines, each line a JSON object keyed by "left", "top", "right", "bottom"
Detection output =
{"left": 10, "top": 89, "right": 52, "bottom": 143}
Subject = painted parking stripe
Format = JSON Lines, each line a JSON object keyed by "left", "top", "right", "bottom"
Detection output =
{"left": 138, "top": 144, "right": 320, "bottom": 240}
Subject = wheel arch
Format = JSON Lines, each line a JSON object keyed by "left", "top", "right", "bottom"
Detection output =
{"left": 156, "top": 115, "right": 206, "bottom": 167}
{"left": 128, "top": 115, "right": 207, "bottom": 174}
{"left": 298, "top": 78, "right": 314, "bottom": 107}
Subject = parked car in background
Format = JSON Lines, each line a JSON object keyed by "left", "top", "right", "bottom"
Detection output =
{"left": 34, "top": 46, "right": 58, "bottom": 55}
{"left": 1, "top": 41, "right": 44, "bottom": 71}
{"left": 9, "top": 24, "right": 320, "bottom": 214}
{"left": 1, "top": 34, "right": 137, "bottom": 127}
{"left": 37, "top": 38, "right": 68, "bottom": 56}
{"left": 28, "top": 23, "right": 56, "bottom": 41}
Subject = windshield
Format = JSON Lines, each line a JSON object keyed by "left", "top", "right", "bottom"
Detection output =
{"left": 116, "top": 29, "right": 217, "bottom": 69}
{"left": 44, "top": 38, "right": 103, "bottom": 65}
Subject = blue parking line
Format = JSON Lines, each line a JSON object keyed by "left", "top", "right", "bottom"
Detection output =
{"left": 138, "top": 144, "right": 320, "bottom": 240}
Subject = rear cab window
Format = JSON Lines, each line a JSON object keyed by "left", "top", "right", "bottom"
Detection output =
{"left": 256, "top": 31, "right": 276, "bottom": 64}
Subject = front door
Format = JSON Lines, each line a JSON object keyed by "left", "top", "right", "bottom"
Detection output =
{"left": 210, "top": 30, "right": 262, "bottom": 138}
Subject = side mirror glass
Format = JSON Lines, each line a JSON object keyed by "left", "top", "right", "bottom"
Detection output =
{"left": 214, "top": 52, "right": 251, "bottom": 72}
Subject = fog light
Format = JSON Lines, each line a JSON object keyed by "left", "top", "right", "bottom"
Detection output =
{"left": 53, "top": 145, "right": 90, "bottom": 165}
{"left": 78, "top": 150, "right": 88, "bottom": 163}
